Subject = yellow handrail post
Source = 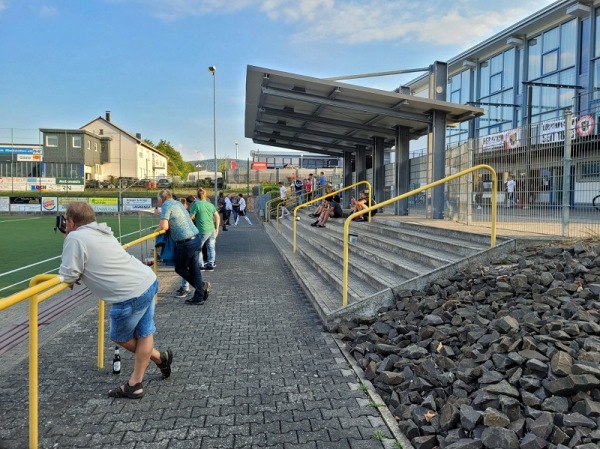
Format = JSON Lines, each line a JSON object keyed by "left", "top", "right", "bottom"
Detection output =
{"left": 97, "top": 300, "right": 105, "bottom": 369}
{"left": 29, "top": 293, "right": 39, "bottom": 449}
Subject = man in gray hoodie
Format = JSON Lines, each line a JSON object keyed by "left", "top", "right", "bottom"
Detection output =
{"left": 58, "top": 202, "right": 172, "bottom": 399}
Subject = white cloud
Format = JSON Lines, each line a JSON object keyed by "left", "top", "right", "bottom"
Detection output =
{"left": 0, "top": 1, "right": 7, "bottom": 13}
{"left": 128, "top": 0, "right": 557, "bottom": 48}
{"left": 277, "top": 0, "right": 557, "bottom": 46}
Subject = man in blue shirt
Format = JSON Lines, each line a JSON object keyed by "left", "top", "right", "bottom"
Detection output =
{"left": 158, "top": 190, "right": 210, "bottom": 305}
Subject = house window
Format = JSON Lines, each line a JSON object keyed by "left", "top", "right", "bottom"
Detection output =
{"left": 94, "top": 143, "right": 98, "bottom": 152}
{"left": 72, "top": 136, "right": 82, "bottom": 148}
{"left": 87, "top": 141, "right": 91, "bottom": 150}
{"left": 46, "top": 135, "right": 58, "bottom": 147}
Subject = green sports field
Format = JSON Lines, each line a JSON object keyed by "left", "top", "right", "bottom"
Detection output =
{"left": 0, "top": 213, "right": 160, "bottom": 297}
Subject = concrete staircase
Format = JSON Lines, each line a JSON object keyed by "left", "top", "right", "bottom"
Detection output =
{"left": 264, "top": 210, "right": 518, "bottom": 323}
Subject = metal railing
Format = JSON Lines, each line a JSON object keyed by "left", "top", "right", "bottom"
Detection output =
{"left": 0, "top": 229, "right": 164, "bottom": 449}
{"left": 342, "top": 165, "right": 498, "bottom": 307}
{"left": 291, "top": 181, "right": 372, "bottom": 253}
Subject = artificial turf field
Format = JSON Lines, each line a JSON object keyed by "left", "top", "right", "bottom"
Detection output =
{"left": 0, "top": 213, "right": 160, "bottom": 297}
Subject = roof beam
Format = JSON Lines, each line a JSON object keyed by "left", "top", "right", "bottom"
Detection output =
{"left": 253, "top": 131, "right": 365, "bottom": 152}
{"left": 252, "top": 139, "right": 348, "bottom": 157}
{"left": 261, "top": 86, "right": 431, "bottom": 124}
{"left": 260, "top": 106, "right": 398, "bottom": 137}
{"left": 256, "top": 122, "right": 373, "bottom": 146}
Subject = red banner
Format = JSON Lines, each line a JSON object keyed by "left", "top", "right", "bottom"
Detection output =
{"left": 251, "top": 161, "right": 267, "bottom": 170}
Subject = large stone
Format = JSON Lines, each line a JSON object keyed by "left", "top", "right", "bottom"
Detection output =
{"left": 493, "top": 316, "right": 520, "bottom": 333}
{"left": 483, "top": 407, "right": 510, "bottom": 428}
{"left": 546, "top": 374, "right": 600, "bottom": 395}
{"left": 460, "top": 404, "right": 482, "bottom": 431}
{"left": 412, "top": 435, "right": 438, "bottom": 449}
{"left": 529, "top": 412, "right": 553, "bottom": 440}
{"left": 481, "top": 427, "right": 519, "bottom": 449}
{"left": 484, "top": 380, "right": 519, "bottom": 398}
{"left": 550, "top": 351, "right": 573, "bottom": 376}
{"left": 562, "top": 412, "right": 597, "bottom": 428}
{"left": 519, "top": 432, "right": 549, "bottom": 449}
{"left": 445, "top": 439, "right": 483, "bottom": 449}
{"left": 377, "top": 370, "right": 404, "bottom": 385}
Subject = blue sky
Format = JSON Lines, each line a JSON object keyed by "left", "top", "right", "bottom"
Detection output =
{"left": 0, "top": 0, "right": 556, "bottom": 162}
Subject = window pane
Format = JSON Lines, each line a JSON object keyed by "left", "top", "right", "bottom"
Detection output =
{"left": 542, "top": 50, "right": 558, "bottom": 74}
{"left": 580, "top": 18, "right": 590, "bottom": 74}
{"left": 528, "top": 37, "right": 541, "bottom": 79}
{"left": 560, "top": 19, "right": 576, "bottom": 68}
{"left": 543, "top": 27, "right": 560, "bottom": 51}
{"left": 595, "top": 9, "right": 600, "bottom": 58}
{"left": 479, "top": 60, "right": 490, "bottom": 96}
{"left": 504, "top": 48, "right": 515, "bottom": 88}
{"left": 490, "top": 73, "right": 502, "bottom": 93}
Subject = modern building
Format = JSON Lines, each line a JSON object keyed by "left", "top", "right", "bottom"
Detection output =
{"left": 403, "top": 0, "right": 600, "bottom": 209}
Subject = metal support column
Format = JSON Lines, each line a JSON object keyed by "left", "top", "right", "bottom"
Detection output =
{"left": 562, "top": 108, "right": 572, "bottom": 237}
{"left": 395, "top": 126, "right": 410, "bottom": 215}
{"left": 343, "top": 152, "right": 353, "bottom": 208}
{"left": 355, "top": 144, "right": 367, "bottom": 187}
{"left": 373, "top": 136, "right": 385, "bottom": 203}
{"left": 429, "top": 61, "right": 448, "bottom": 219}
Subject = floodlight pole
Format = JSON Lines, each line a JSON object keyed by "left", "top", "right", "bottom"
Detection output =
{"left": 209, "top": 66, "right": 218, "bottom": 206}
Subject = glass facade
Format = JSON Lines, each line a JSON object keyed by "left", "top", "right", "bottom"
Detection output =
{"left": 443, "top": 11, "right": 595, "bottom": 144}
{"left": 475, "top": 48, "right": 516, "bottom": 137}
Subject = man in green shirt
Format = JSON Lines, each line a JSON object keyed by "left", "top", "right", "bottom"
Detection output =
{"left": 189, "top": 188, "right": 220, "bottom": 271}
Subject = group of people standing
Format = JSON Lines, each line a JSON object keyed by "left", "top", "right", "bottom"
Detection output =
{"left": 217, "top": 192, "right": 252, "bottom": 231}
{"left": 278, "top": 172, "right": 329, "bottom": 218}
{"left": 54, "top": 187, "right": 253, "bottom": 400}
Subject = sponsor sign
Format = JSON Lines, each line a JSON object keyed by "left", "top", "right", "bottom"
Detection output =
{"left": 123, "top": 197, "right": 153, "bottom": 211}
{"left": 56, "top": 178, "right": 84, "bottom": 185}
{"left": 0, "top": 147, "right": 37, "bottom": 155}
{"left": 17, "top": 155, "right": 42, "bottom": 162}
{"left": 41, "top": 197, "right": 58, "bottom": 212}
{"left": 9, "top": 196, "right": 41, "bottom": 212}
{"left": 89, "top": 197, "right": 118, "bottom": 212}
{"left": 480, "top": 128, "right": 522, "bottom": 152}
{"left": 251, "top": 161, "right": 268, "bottom": 170}
{"left": 0, "top": 197, "right": 8, "bottom": 212}
{"left": 539, "top": 114, "right": 596, "bottom": 144}
{"left": 57, "top": 197, "right": 88, "bottom": 212}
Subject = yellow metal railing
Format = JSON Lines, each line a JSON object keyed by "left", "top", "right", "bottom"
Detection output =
{"left": 292, "top": 181, "right": 372, "bottom": 253}
{"left": 0, "top": 229, "right": 165, "bottom": 449}
{"left": 266, "top": 189, "right": 314, "bottom": 224}
{"left": 342, "top": 165, "right": 497, "bottom": 306}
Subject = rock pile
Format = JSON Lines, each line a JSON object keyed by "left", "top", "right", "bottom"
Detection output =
{"left": 331, "top": 243, "right": 600, "bottom": 449}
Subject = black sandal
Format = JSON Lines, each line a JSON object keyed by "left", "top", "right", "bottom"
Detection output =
{"left": 158, "top": 349, "right": 173, "bottom": 379}
{"left": 108, "top": 382, "right": 144, "bottom": 399}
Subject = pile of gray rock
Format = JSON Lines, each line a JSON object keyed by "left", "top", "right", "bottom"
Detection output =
{"left": 331, "top": 243, "right": 600, "bottom": 449}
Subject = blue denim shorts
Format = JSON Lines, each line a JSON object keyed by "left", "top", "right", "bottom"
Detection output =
{"left": 109, "top": 280, "right": 158, "bottom": 342}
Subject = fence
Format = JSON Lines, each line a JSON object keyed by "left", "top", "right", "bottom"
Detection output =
{"left": 402, "top": 109, "right": 600, "bottom": 238}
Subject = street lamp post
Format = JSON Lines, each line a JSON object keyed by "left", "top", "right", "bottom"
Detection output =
{"left": 209, "top": 66, "right": 218, "bottom": 206}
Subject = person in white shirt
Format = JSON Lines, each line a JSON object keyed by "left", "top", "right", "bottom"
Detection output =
{"left": 58, "top": 202, "right": 173, "bottom": 399}
{"left": 506, "top": 176, "right": 516, "bottom": 207}
{"left": 278, "top": 181, "right": 291, "bottom": 218}
{"left": 236, "top": 194, "right": 252, "bottom": 225}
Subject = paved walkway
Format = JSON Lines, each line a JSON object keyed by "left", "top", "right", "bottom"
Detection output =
{"left": 0, "top": 215, "right": 402, "bottom": 449}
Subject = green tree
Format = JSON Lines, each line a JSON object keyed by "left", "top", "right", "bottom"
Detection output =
{"left": 145, "top": 139, "right": 194, "bottom": 179}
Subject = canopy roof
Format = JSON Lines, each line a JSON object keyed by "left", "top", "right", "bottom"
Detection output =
{"left": 245, "top": 65, "right": 484, "bottom": 156}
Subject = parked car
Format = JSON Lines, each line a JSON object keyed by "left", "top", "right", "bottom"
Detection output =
{"left": 157, "top": 178, "right": 171, "bottom": 188}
